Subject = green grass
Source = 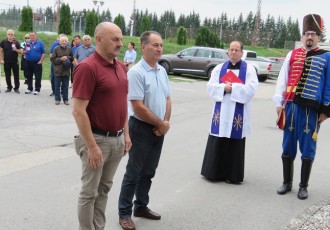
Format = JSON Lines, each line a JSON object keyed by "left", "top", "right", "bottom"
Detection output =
{"left": 0, "top": 31, "right": 289, "bottom": 80}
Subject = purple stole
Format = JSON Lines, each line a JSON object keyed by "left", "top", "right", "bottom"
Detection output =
{"left": 210, "top": 61, "right": 247, "bottom": 139}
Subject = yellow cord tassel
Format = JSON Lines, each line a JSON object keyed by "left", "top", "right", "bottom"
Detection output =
{"left": 312, "top": 113, "right": 319, "bottom": 141}
{"left": 312, "top": 131, "right": 318, "bottom": 141}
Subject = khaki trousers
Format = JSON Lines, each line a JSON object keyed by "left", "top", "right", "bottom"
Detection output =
{"left": 74, "top": 133, "right": 124, "bottom": 230}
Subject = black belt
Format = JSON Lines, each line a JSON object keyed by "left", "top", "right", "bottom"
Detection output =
{"left": 91, "top": 127, "right": 123, "bottom": 137}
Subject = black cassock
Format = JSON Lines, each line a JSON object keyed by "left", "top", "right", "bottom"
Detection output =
{"left": 201, "top": 135, "right": 245, "bottom": 183}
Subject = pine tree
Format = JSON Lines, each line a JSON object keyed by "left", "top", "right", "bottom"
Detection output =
{"left": 58, "top": 4, "right": 72, "bottom": 35}
{"left": 18, "top": 7, "right": 33, "bottom": 32}
{"left": 140, "top": 15, "right": 151, "bottom": 33}
{"left": 85, "top": 11, "right": 98, "bottom": 37}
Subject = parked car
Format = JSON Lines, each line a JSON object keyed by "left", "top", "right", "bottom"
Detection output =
{"left": 159, "top": 46, "right": 273, "bottom": 82}
{"left": 242, "top": 51, "right": 272, "bottom": 82}
{"left": 158, "top": 46, "right": 228, "bottom": 79}
{"left": 267, "top": 57, "right": 285, "bottom": 78}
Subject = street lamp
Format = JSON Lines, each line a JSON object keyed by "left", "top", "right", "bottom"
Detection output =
{"left": 93, "top": 0, "right": 104, "bottom": 17}
{"left": 72, "top": 15, "right": 78, "bottom": 34}
{"left": 79, "top": 13, "right": 85, "bottom": 34}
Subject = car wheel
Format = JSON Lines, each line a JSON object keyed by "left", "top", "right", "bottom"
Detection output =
{"left": 258, "top": 75, "right": 267, "bottom": 82}
{"left": 207, "top": 67, "right": 215, "bottom": 79}
{"left": 159, "top": 61, "right": 170, "bottom": 74}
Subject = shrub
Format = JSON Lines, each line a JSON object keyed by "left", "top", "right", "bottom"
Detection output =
{"left": 176, "top": 26, "right": 187, "bottom": 45}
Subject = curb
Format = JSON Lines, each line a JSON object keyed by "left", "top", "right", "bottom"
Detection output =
{"left": 285, "top": 198, "right": 330, "bottom": 229}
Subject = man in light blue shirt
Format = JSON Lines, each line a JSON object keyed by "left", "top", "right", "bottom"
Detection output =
{"left": 118, "top": 31, "right": 171, "bottom": 230}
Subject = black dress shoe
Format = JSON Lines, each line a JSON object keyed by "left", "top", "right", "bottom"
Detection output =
{"left": 134, "top": 208, "right": 161, "bottom": 220}
{"left": 277, "top": 182, "right": 292, "bottom": 195}
{"left": 225, "top": 179, "right": 242, "bottom": 185}
{"left": 298, "top": 187, "right": 308, "bottom": 200}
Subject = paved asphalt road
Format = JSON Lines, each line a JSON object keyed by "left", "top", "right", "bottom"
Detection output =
{"left": 1, "top": 77, "right": 330, "bottom": 230}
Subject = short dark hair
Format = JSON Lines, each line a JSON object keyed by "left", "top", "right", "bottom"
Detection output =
{"left": 73, "top": 35, "right": 81, "bottom": 39}
{"left": 140, "top": 31, "right": 162, "bottom": 45}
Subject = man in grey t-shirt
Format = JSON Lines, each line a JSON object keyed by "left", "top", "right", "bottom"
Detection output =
{"left": 73, "top": 35, "right": 95, "bottom": 65}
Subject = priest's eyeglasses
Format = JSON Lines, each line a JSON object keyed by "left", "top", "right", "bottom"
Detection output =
{"left": 229, "top": 48, "right": 241, "bottom": 52}
{"left": 304, "top": 32, "right": 318, "bottom": 37}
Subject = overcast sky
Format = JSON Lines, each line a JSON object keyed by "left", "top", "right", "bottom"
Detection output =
{"left": 2, "top": 0, "right": 330, "bottom": 40}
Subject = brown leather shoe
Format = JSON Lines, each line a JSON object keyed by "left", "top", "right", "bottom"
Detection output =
{"left": 119, "top": 217, "right": 135, "bottom": 230}
{"left": 134, "top": 208, "right": 161, "bottom": 220}
{"left": 64, "top": 101, "right": 69, "bottom": 105}
{"left": 55, "top": 101, "right": 60, "bottom": 105}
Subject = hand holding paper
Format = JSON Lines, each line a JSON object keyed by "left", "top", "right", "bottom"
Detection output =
{"left": 220, "top": 70, "right": 243, "bottom": 84}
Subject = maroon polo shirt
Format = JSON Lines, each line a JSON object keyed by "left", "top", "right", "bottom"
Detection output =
{"left": 73, "top": 51, "right": 128, "bottom": 132}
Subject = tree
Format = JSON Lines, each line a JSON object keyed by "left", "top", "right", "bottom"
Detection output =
{"left": 176, "top": 26, "right": 187, "bottom": 45}
{"left": 18, "top": 7, "right": 33, "bottom": 32}
{"left": 140, "top": 15, "right": 151, "bottom": 33}
{"left": 195, "top": 26, "right": 220, "bottom": 47}
{"left": 44, "top": 7, "right": 54, "bottom": 23}
{"left": 159, "top": 10, "right": 175, "bottom": 38}
{"left": 113, "top": 14, "right": 126, "bottom": 35}
{"left": 177, "top": 14, "right": 186, "bottom": 27}
{"left": 85, "top": 11, "right": 98, "bottom": 37}
{"left": 321, "top": 19, "right": 327, "bottom": 42}
{"left": 100, "top": 8, "right": 112, "bottom": 22}
{"left": 58, "top": 4, "right": 72, "bottom": 35}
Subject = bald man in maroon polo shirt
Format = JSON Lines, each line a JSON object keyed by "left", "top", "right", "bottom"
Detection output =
{"left": 72, "top": 22, "right": 132, "bottom": 230}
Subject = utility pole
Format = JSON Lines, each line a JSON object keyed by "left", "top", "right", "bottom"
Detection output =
{"left": 79, "top": 13, "right": 84, "bottom": 34}
{"left": 251, "top": 0, "right": 261, "bottom": 46}
{"left": 130, "top": 0, "right": 136, "bottom": 36}
{"left": 54, "top": 0, "right": 61, "bottom": 32}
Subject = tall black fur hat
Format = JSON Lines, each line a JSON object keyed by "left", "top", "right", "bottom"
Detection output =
{"left": 303, "top": 14, "right": 322, "bottom": 35}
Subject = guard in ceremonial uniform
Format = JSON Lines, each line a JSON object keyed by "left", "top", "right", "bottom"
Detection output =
{"left": 201, "top": 41, "right": 258, "bottom": 184}
{"left": 273, "top": 14, "right": 329, "bottom": 200}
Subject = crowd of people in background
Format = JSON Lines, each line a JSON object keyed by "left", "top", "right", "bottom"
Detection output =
{"left": 0, "top": 30, "right": 134, "bottom": 104}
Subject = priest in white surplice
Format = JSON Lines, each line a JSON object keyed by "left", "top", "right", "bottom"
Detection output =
{"left": 201, "top": 41, "right": 259, "bottom": 183}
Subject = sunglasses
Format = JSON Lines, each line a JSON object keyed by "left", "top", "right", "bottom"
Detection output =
{"left": 25, "top": 37, "right": 29, "bottom": 39}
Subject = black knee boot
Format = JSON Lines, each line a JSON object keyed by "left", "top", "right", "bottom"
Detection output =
{"left": 277, "top": 156, "right": 294, "bottom": 195}
{"left": 298, "top": 158, "right": 313, "bottom": 200}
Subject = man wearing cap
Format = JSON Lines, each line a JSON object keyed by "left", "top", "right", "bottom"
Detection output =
{"left": 273, "top": 14, "right": 329, "bottom": 200}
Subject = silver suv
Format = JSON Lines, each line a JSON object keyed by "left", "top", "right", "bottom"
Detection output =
{"left": 159, "top": 46, "right": 229, "bottom": 79}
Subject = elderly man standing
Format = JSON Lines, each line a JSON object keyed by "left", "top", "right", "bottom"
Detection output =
{"left": 22, "top": 31, "right": 46, "bottom": 95}
{"left": 0, "top": 29, "right": 22, "bottom": 93}
{"left": 73, "top": 35, "right": 95, "bottom": 66}
{"left": 118, "top": 31, "right": 172, "bottom": 230}
{"left": 51, "top": 35, "right": 73, "bottom": 105}
{"left": 72, "top": 22, "right": 131, "bottom": 230}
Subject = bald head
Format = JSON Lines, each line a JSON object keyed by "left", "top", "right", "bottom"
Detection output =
{"left": 95, "top": 22, "right": 121, "bottom": 38}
